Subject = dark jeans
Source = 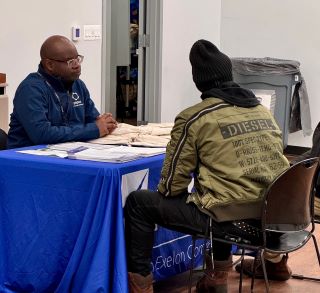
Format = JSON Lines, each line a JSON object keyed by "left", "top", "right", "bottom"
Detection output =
{"left": 124, "top": 190, "right": 232, "bottom": 276}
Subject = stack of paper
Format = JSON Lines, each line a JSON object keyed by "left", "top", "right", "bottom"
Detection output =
{"left": 48, "top": 142, "right": 116, "bottom": 151}
{"left": 18, "top": 149, "right": 68, "bottom": 158}
{"left": 89, "top": 122, "right": 173, "bottom": 147}
{"left": 131, "top": 134, "right": 171, "bottom": 147}
{"left": 68, "top": 145, "right": 166, "bottom": 163}
{"left": 18, "top": 143, "right": 165, "bottom": 163}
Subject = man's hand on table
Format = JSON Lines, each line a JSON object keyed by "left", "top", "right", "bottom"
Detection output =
{"left": 96, "top": 113, "right": 118, "bottom": 137}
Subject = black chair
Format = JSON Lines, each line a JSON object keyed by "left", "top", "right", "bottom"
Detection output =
{"left": 189, "top": 157, "right": 320, "bottom": 293}
{"left": 0, "top": 128, "right": 7, "bottom": 150}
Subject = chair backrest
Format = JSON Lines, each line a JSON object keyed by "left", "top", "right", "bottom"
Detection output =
{"left": 0, "top": 128, "right": 7, "bottom": 150}
{"left": 262, "top": 157, "right": 319, "bottom": 232}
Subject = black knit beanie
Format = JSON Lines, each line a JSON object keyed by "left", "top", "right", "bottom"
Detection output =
{"left": 189, "top": 39, "right": 233, "bottom": 92}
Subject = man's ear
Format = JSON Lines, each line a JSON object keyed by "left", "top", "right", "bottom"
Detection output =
{"left": 41, "top": 59, "right": 54, "bottom": 73}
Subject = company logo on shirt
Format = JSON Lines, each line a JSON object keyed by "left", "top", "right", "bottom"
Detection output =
{"left": 220, "top": 119, "right": 276, "bottom": 139}
{"left": 71, "top": 92, "right": 84, "bottom": 107}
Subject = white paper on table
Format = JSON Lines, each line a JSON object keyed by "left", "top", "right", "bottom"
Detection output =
{"left": 68, "top": 145, "right": 166, "bottom": 163}
{"left": 48, "top": 142, "right": 117, "bottom": 151}
{"left": 68, "top": 148, "right": 139, "bottom": 162}
{"left": 115, "top": 146, "right": 166, "bottom": 157}
{"left": 18, "top": 149, "right": 68, "bottom": 158}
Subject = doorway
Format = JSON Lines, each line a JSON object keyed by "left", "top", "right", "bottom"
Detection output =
{"left": 102, "top": 0, "right": 162, "bottom": 125}
{"left": 116, "top": 0, "right": 139, "bottom": 125}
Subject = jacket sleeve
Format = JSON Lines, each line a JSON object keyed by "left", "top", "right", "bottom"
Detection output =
{"left": 14, "top": 83, "right": 100, "bottom": 145}
{"left": 157, "top": 113, "right": 198, "bottom": 196}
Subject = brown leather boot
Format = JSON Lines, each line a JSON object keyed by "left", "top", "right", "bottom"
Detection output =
{"left": 128, "top": 272, "right": 153, "bottom": 293}
{"left": 235, "top": 255, "right": 292, "bottom": 281}
{"left": 196, "top": 256, "right": 232, "bottom": 293}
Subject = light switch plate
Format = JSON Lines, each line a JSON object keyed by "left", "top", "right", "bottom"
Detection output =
{"left": 83, "top": 25, "right": 102, "bottom": 41}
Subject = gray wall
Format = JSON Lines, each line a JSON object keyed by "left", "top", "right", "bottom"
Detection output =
{"left": 221, "top": 0, "right": 320, "bottom": 147}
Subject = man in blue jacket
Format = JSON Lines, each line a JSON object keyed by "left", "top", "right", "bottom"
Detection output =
{"left": 7, "top": 35, "right": 117, "bottom": 149}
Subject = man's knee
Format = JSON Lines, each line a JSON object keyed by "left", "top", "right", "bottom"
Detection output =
{"left": 125, "top": 190, "right": 142, "bottom": 217}
{"left": 126, "top": 190, "right": 150, "bottom": 209}
{"left": 125, "top": 190, "right": 160, "bottom": 217}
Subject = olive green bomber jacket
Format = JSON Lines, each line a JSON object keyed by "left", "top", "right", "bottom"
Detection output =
{"left": 157, "top": 97, "right": 290, "bottom": 222}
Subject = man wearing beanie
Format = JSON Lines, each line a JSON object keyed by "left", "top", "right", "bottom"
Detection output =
{"left": 124, "top": 39, "right": 290, "bottom": 293}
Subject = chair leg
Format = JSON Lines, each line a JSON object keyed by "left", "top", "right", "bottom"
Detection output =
{"left": 312, "top": 234, "right": 320, "bottom": 269}
{"left": 250, "top": 250, "right": 269, "bottom": 293}
{"left": 202, "top": 238, "right": 207, "bottom": 270}
{"left": 209, "top": 218, "right": 214, "bottom": 268}
{"left": 259, "top": 250, "right": 270, "bottom": 293}
{"left": 238, "top": 249, "right": 245, "bottom": 293}
{"left": 188, "top": 236, "right": 196, "bottom": 293}
{"left": 250, "top": 254, "right": 258, "bottom": 293}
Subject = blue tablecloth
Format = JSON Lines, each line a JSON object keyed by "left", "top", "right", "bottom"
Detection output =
{"left": 0, "top": 147, "right": 205, "bottom": 292}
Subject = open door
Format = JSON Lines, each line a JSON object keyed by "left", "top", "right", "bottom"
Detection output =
{"left": 102, "top": 0, "right": 162, "bottom": 125}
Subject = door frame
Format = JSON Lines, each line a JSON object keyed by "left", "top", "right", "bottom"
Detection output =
{"left": 101, "top": 0, "right": 114, "bottom": 116}
{"left": 101, "top": 0, "right": 163, "bottom": 123}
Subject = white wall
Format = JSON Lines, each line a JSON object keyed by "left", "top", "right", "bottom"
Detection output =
{"left": 221, "top": 0, "right": 320, "bottom": 147}
{"left": 0, "top": 0, "right": 103, "bottom": 127}
{"left": 3, "top": 0, "right": 317, "bottom": 147}
{"left": 160, "top": 0, "right": 222, "bottom": 122}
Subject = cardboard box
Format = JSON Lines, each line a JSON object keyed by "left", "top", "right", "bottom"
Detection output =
{"left": 0, "top": 73, "right": 6, "bottom": 84}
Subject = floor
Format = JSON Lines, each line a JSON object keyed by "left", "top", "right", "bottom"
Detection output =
{"left": 154, "top": 225, "right": 320, "bottom": 292}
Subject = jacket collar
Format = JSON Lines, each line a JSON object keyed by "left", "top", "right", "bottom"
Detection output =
{"left": 38, "top": 63, "right": 73, "bottom": 92}
{"left": 201, "top": 81, "right": 260, "bottom": 108}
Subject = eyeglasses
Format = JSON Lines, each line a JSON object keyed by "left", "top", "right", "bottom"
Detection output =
{"left": 47, "top": 55, "right": 84, "bottom": 68}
